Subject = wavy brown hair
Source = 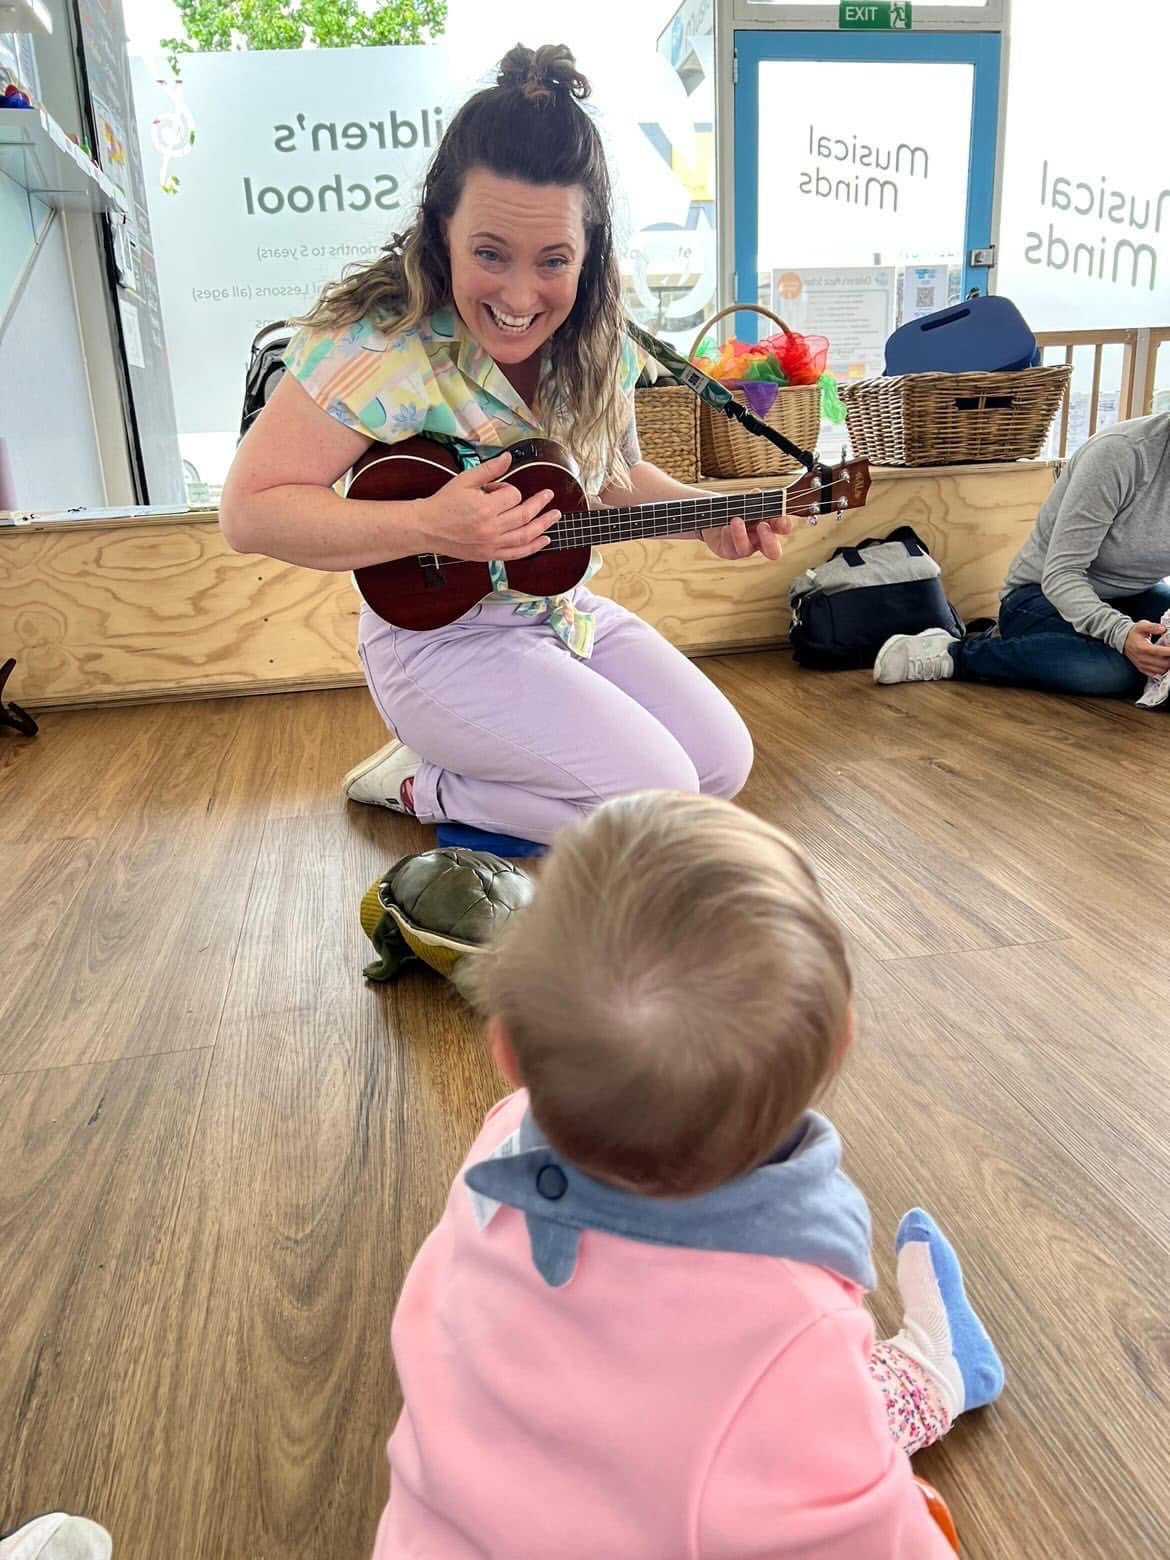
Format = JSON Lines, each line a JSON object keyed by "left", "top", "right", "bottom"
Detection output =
{"left": 299, "top": 44, "right": 629, "bottom": 487}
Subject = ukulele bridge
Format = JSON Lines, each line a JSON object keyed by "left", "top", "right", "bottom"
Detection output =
{"left": 417, "top": 552, "right": 445, "bottom": 589}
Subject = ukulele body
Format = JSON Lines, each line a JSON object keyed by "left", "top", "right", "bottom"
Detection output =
{"left": 349, "top": 436, "right": 592, "bottom": 630}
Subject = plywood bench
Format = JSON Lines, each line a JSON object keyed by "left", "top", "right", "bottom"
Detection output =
{"left": 1, "top": 461, "right": 1056, "bottom": 709}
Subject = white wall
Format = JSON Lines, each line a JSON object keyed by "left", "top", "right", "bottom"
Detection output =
{"left": 0, "top": 212, "right": 107, "bottom": 511}
{"left": 0, "top": 172, "right": 47, "bottom": 319}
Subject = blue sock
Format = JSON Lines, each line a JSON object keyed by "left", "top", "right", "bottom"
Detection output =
{"left": 893, "top": 1207, "right": 1005, "bottom": 1415}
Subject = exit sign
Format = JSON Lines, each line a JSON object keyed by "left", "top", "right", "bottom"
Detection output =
{"left": 839, "top": 2, "right": 913, "bottom": 27}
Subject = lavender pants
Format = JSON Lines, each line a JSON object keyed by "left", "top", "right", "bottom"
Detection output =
{"left": 357, "top": 587, "right": 754, "bottom": 844}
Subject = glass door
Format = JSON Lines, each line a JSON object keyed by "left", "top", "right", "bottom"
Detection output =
{"left": 732, "top": 28, "right": 1002, "bottom": 384}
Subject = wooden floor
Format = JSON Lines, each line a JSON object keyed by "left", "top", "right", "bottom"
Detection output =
{"left": 2, "top": 656, "right": 1167, "bottom": 1559}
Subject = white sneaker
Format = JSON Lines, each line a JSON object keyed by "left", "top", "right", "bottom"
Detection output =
{"left": 874, "top": 629, "right": 958, "bottom": 685}
{"left": 343, "top": 738, "right": 421, "bottom": 812}
{"left": 0, "top": 1515, "right": 113, "bottom": 1560}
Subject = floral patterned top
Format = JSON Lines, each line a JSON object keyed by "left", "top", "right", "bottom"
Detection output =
{"left": 284, "top": 306, "right": 645, "bottom": 657}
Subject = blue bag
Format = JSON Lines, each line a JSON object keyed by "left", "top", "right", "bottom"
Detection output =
{"left": 788, "top": 527, "right": 964, "bottom": 671}
{"left": 884, "top": 296, "right": 1039, "bottom": 376}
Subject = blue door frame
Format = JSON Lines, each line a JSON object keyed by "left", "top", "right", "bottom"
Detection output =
{"left": 733, "top": 29, "right": 1002, "bottom": 312}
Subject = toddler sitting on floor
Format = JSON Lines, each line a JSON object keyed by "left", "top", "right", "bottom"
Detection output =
{"left": 373, "top": 791, "right": 1005, "bottom": 1556}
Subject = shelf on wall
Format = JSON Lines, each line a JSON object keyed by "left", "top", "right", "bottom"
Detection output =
{"left": 0, "top": 0, "right": 51, "bottom": 33}
{"left": 0, "top": 107, "right": 127, "bottom": 214}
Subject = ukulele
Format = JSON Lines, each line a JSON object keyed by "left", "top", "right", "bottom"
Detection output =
{"left": 349, "top": 435, "right": 871, "bottom": 632}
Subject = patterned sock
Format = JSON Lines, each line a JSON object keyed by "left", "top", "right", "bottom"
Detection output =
{"left": 869, "top": 1338, "right": 953, "bottom": 1455}
{"left": 887, "top": 1208, "right": 1005, "bottom": 1420}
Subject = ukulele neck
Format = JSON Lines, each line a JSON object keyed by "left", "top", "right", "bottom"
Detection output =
{"left": 547, "top": 479, "right": 838, "bottom": 553}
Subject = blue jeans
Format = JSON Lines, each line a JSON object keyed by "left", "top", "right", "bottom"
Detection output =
{"left": 952, "top": 581, "right": 1170, "bottom": 697}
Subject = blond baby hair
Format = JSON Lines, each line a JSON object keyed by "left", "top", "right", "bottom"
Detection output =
{"left": 473, "top": 791, "right": 852, "bottom": 1197}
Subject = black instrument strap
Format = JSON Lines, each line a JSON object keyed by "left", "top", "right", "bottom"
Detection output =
{"left": 625, "top": 318, "right": 819, "bottom": 474}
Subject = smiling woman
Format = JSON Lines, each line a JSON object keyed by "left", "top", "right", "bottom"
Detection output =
{"left": 219, "top": 43, "right": 788, "bottom": 846}
{"left": 286, "top": 42, "right": 631, "bottom": 488}
{"left": 443, "top": 174, "right": 586, "bottom": 401}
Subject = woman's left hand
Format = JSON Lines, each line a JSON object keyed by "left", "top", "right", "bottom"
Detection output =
{"left": 701, "top": 507, "right": 791, "bottom": 562}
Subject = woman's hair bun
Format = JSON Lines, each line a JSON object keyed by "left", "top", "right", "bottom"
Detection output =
{"left": 497, "top": 43, "right": 591, "bottom": 106}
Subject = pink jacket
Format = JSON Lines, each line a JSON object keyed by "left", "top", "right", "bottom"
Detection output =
{"left": 373, "top": 1091, "right": 953, "bottom": 1559}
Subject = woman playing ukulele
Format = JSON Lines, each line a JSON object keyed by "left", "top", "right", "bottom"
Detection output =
{"left": 221, "top": 44, "right": 788, "bottom": 843}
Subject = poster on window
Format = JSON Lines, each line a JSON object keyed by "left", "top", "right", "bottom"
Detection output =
{"left": 772, "top": 267, "right": 896, "bottom": 380}
{"left": 903, "top": 264, "right": 950, "bottom": 323}
{"left": 130, "top": 48, "right": 460, "bottom": 439}
{"left": 131, "top": 42, "right": 715, "bottom": 447}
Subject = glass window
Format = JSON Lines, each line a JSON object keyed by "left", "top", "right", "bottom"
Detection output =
{"left": 0, "top": 27, "right": 46, "bottom": 308}
{"left": 997, "top": 0, "right": 1170, "bottom": 447}
{"left": 118, "top": 0, "right": 717, "bottom": 504}
{"left": 755, "top": 57, "right": 971, "bottom": 368}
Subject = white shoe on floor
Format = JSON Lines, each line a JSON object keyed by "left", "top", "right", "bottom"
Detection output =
{"left": 0, "top": 1515, "right": 113, "bottom": 1560}
{"left": 343, "top": 738, "right": 421, "bottom": 812}
{"left": 874, "top": 629, "right": 958, "bottom": 685}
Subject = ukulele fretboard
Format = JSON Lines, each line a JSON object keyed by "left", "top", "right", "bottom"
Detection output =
{"left": 544, "top": 487, "right": 827, "bottom": 552}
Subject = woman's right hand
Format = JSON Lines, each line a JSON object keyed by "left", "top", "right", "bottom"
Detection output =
{"left": 417, "top": 451, "right": 560, "bottom": 562}
{"left": 1122, "top": 620, "right": 1170, "bottom": 677}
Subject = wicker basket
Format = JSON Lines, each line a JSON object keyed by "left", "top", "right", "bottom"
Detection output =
{"left": 634, "top": 383, "right": 700, "bottom": 482}
{"left": 689, "top": 305, "right": 823, "bottom": 480}
{"left": 840, "top": 364, "right": 1073, "bottom": 467}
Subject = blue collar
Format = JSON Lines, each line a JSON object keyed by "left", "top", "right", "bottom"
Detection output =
{"left": 463, "top": 1109, "right": 874, "bottom": 1291}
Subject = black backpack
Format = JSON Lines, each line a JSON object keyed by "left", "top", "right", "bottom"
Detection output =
{"left": 787, "top": 527, "right": 964, "bottom": 671}
{"left": 240, "top": 320, "right": 293, "bottom": 438}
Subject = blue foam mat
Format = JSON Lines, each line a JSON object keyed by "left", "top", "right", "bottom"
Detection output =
{"left": 436, "top": 823, "right": 547, "bottom": 858}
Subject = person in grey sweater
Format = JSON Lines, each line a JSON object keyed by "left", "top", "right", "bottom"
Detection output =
{"left": 873, "top": 412, "right": 1170, "bottom": 698}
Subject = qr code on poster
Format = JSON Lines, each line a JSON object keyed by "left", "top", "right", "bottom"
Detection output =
{"left": 915, "top": 285, "right": 935, "bottom": 310}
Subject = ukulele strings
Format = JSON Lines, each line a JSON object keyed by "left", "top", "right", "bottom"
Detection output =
{"left": 543, "top": 487, "right": 844, "bottom": 551}
{"left": 420, "top": 483, "right": 857, "bottom": 565}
